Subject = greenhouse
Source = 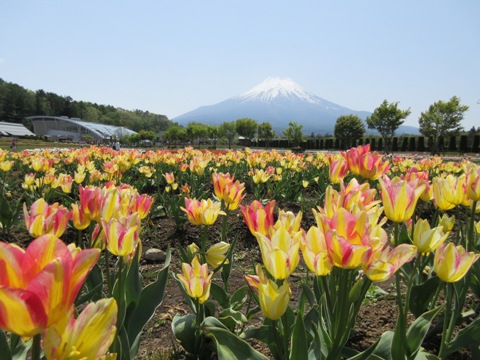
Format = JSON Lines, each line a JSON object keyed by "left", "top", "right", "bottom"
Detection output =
{"left": 0, "top": 121, "right": 36, "bottom": 137}
{"left": 27, "top": 115, "right": 137, "bottom": 141}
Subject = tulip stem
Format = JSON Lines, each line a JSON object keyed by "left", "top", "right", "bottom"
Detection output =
{"left": 393, "top": 222, "right": 409, "bottom": 357}
{"left": 221, "top": 208, "right": 228, "bottom": 243}
{"left": 104, "top": 249, "right": 112, "bottom": 295}
{"left": 467, "top": 200, "right": 477, "bottom": 251}
{"left": 31, "top": 334, "right": 41, "bottom": 360}
{"left": 438, "top": 283, "right": 454, "bottom": 359}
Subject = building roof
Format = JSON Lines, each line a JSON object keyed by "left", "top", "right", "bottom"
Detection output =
{"left": 0, "top": 121, "right": 36, "bottom": 136}
{"left": 27, "top": 116, "right": 137, "bottom": 140}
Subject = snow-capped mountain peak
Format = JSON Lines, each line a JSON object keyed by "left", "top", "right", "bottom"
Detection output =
{"left": 238, "top": 77, "right": 320, "bottom": 104}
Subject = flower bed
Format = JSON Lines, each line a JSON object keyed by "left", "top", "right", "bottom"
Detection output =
{"left": 0, "top": 144, "right": 479, "bottom": 359}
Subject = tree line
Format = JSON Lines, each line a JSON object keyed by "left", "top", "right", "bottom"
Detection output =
{"left": 0, "top": 78, "right": 171, "bottom": 133}
{"left": 334, "top": 97, "right": 473, "bottom": 153}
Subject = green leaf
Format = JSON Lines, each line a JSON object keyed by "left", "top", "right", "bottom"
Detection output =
{"left": 172, "top": 313, "right": 198, "bottom": 355}
{"left": 76, "top": 263, "right": 104, "bottom": 304}
{"left": 206, "top": 326, "right": 269, "bottom": 360}
{"left": 11, "top": 338, "right": 32, "bottom": 360}
{"left": 371, "top": 331, "right": 394, "bottom": 360}
{"left": 218, "top": 308, "right": 248, "bottom": 329}
{"left": 300, "top": 282, "right": 316, "bottom": 307}
{"left": 290, "top": 310, "right": 308, "bottom": 360}
{"left": 406, "top": 306, "right": 443, "bottom": 357}
{"left": 210, "top": 282, "right": 230, "bottom": 309}
{"left": 0, "top": 330, "right": 12, "bottom": 360}
{"left": 126, "top": 248, "right": 170, "bottom": 355}
{"left": 230, "top": 285, "right": 249, "bottom": 311}
{"left": 125, "top": 246, "right": 142, "bottom": 308}
{"left": 409, "top": 277, "right": 441, "bottom": 318}
{"left": 445, "top": 315, "right": 480, "bottom": 357}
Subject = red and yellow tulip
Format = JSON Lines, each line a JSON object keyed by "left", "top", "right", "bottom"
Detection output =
{"left": 23, "top": 198, "right": 72, "bottom": 238}
{"left": 240, "top": 200, "right": 276, "bottom": 236}
{"left": 0, "top": 235, "right": 100, "bottom": 336}
{"left": 378, "top": 175, "right": 425, "bottom": 223}
{"left": 177, "top": 257, "right": 213, "bottom": 304}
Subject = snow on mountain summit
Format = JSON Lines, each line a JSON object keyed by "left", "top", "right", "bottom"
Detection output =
{"left": 238, "top": 77, "right": 320, "bottom": 104}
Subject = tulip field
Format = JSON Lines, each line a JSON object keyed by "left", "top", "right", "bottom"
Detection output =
{"left": 0, "top": 144, "right": 479, "bottom": 360}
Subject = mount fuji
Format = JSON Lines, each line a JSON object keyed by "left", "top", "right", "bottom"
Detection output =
{"left": 173, "top": 77, "right": 419, "bottom": 135}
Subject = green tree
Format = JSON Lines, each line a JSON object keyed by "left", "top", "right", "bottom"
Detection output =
{"left": 258, "top": 122, "right": 275, "bottom": 148}
{"left": 284, "top": 121, "right": 304, "bottom": 147}
{"left": 218, "top": 121, "right": 237, "bottom": 149}
{"left": 163, "top": 125, "right": 187, "bottom": 146}
{"left": 334, "top": 115, "right": 365, "bottom": 149}
{"left": 366, "top": 100, "right": 411, "bottom": 152}
{"left": 236, "top": 118, "right": 258, "bottom": 140}
{"left": 418, "top": 96, "right": 468, "bottom": 154}
{"left": 207, "top": 125, "right": 219, "bottom": 148}
{"left": 186, "top": 122, "right": 209, "bottom": 147}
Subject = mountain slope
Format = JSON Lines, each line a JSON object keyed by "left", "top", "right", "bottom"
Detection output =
{"left": 173, "top": 77, "right": 418, "bottom": 135}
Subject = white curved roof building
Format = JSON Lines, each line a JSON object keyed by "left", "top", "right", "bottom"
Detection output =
{"left": 28, "top": 116, "right": 137, "bottom": 141}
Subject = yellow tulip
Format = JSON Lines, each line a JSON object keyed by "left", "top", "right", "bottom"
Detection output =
{"left": 300, "top": 226, "right": 333, "bottom": 276}
{"left": 363, "top": 244, "right": 417, "bottom": 282}
{"left": 434, "top": 243, "right": 479, "bottom": 283}
{"left": 413, "top": 219, "right": 449, "bottom": 255}
{"left": 205, "top": 242, "right": 230, "bottom": 268}
{"left": 44, "top": 298, "right": 118, "bottom": 360}
{"left": 258, "top": 279, "right": 291, "bottom": 320}
{"left": 255, "top": 226, "right": 301, "bottom": 280}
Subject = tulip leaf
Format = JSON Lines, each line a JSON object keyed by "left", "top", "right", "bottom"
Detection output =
{"left": 210, "top": 282, "right": 230, "bottom": 309}
{"left": 343, "top": 336, "right": 385, "bottom": 360}
{"left": 230, "top": 285, "right": 249, "bottom": 311}
{"left": 0, "top": 330, "right": 11, "bottom": 360}
{"left": 369, "top": 330, "right": 394, "bottom": 360}
{"left": 406, "top": 306, "right": 443, "bottom": 357}
{"left": 290, "top": 310, "right": 308, "bottom": 360}
{"left": 172, "top": 314, "right": 198, "bottom": 355}
{"left": 11, "top": 338, "right": 32, "bottom": 360}
{"left": 206, "top": 326, "right": 269, "bottom": 360}
{"left": 299, "top": 282, "right": 316, "bottom": 308}
{"left": 77, "top": 263, "right": 104, "bottom": 305}
{"left": 125, "top": 246, "right": 142, "bottom": 308}
{"left": 444, "top": 315, "right": 480, "bottom": 357}
{"left": 126, "top": 248, "right": 170, "bottom": 355}
{"left": 218, "top": 308, "right": 248, "bottom": 329}
{"left": 281, "top": 306, "right": 296, "bottom": 343}
{"left": 409, "top": 277, "right": 441, "bottom": 318}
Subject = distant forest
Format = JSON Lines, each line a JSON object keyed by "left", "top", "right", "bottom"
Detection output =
{"left": 0, "top": 78, "right": 172, "bottom": 133}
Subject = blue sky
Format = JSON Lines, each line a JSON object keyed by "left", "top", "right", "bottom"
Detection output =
{"left": 1, "top": 1, "right": 479, "bottom": 129}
